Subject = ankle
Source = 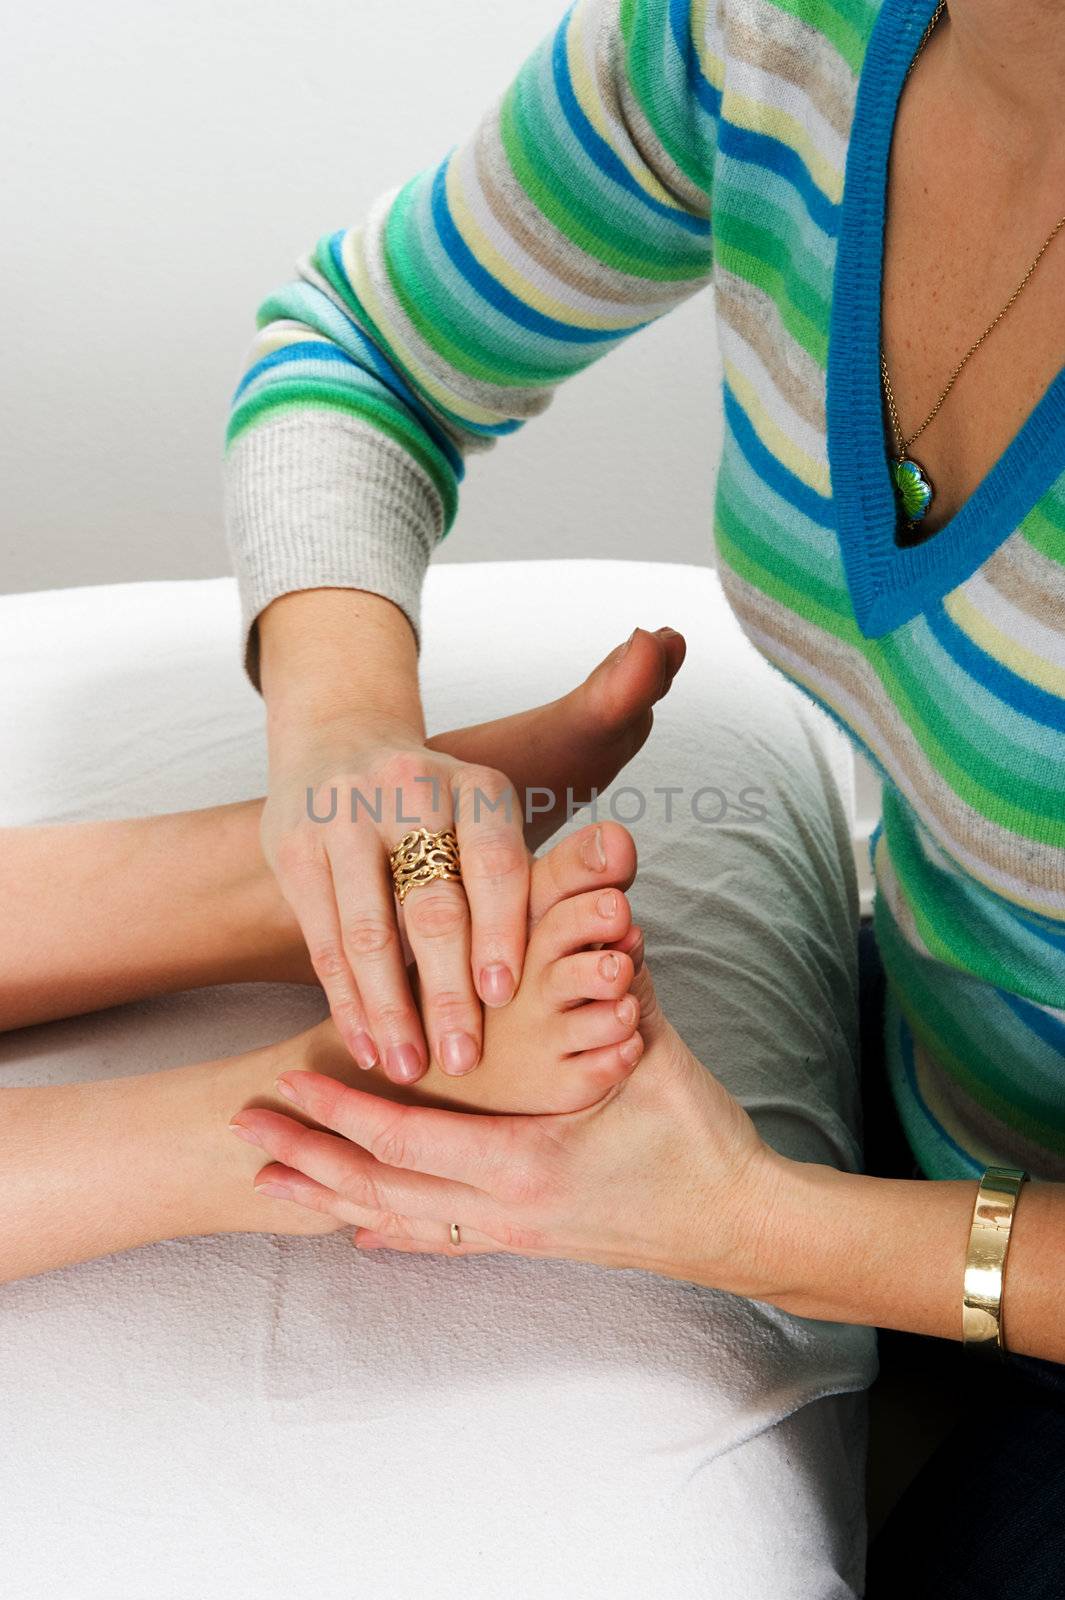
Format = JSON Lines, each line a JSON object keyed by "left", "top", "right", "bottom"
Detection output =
{"left": 208, "top": 801, "right": 315, "bottom": 986}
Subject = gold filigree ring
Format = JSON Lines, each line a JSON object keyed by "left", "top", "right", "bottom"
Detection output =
{"left": 389, "top": 827, "right": 463, "bottom": 905}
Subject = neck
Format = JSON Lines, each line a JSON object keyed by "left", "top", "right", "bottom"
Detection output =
{"left": 942, "top": 1, "right": 1065, "bottom": 160}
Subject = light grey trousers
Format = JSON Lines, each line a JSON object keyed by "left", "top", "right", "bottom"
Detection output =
{"left": 0, "top": 562, "right": 876, "bottom": 1599}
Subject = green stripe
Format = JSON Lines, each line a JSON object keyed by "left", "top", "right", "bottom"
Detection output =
{"left": 226, "top": 381, "right": 458, "bottom": 527}
{"left": 760, "top": 0, "right": 874, "bottom": 74}
{"left": 876, "top": 901, "right": 1065, "bottom": 1143}
{"left": 715, "top": 498, "right": 859, "bottom": 640}
{"left": 713, "top": 212, "right": 829, "bottom": 367}
{"left": 505, "top": 63, "right": 712, "bottom": 281}
{"left": 870, "top": 633, "right": 1065, "bottom": 841}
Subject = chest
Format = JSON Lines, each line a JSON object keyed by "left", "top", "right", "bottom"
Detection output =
{"left": 880, "top": 35, "right": 1065, "bottom": 536}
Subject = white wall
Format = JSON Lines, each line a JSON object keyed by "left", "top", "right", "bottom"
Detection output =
{"left": 1, "top": 0, "right": 721, "bottom": 595}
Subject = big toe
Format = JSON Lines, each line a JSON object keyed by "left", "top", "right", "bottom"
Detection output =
{"left": 528, "top": 820, "right": 637, "bottom": 926}
{"left": 578, "top": 626, "right": 686, "bottom": 741}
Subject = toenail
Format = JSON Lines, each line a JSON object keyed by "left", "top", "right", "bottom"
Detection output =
{"left": 386, "top": 1044, "right": 425, "bottom": 1084}
{"left": 616, "top": 628, "right": 638, "bottom": 660}
{"left": 619, "top": 1035, "right": 643, "bottom": 1064}
{"left": 596, "top": 892, "right": 618, "bottom": 919}
{"left": 615, "top": 996, "right": 638, "bottom": 1026}
{"left": 580, "top": 826, "right": 607, "bottom": 872}
{"left": 480, "top": 963, "right": 516, "bottom": 1006}
{"left": 440, "top": 1031, "right": 479, "bottom": 1076}
{"left": 598, "top": 953, "right": 620, "bottom": 982}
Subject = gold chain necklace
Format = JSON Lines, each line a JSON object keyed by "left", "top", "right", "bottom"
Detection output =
{"left": 881, "top": 0, "right": 1065, "bottom": 534}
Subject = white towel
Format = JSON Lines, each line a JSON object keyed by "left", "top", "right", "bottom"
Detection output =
{"left": 0, "top": 563, "right": 873, "bottom": 1599}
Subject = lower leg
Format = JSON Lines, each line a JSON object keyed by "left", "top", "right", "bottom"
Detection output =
{"left": 0, "top": 628, "right": 680, "bottom": 1030}
{"left": 0, "top": 824, "right": 642, "bottom": 1283}
{"left": 0, "top": 800, "right": 310, "bottom": 1031}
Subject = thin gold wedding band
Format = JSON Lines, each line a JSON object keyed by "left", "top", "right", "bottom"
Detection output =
{"left": 389, "top": 827, "right": 463, "bottom": 905}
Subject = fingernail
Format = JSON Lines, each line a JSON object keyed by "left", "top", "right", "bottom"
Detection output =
{"left": 580, "top": 825, "right": 607, "bottom": 872}
{"left": 351, "top": 1032, "right": 379, "bottom": 1071}
{"left": 255, "top": 1180, "right": 295, "bottom": 1200}
{"left": 615, "top": 995, "right": 638, "bottom": 1026}
{"left": 596, "top": 891, "right": 618, "bottom": 919}
{"left": 440, "top": 1030, "right": 479, "bottom": 1076}
{"left": 619, "top": 1034, "right": 643, "bottom": 1064}
{"left": 598, "top": 953, "right": 620, "bottom": 981}
{"left": 229, "top": 1121, "right": 262, "bottom": 1147}
{"left": 386, "top": 1043, "right": 425, "bottom": 1084}
{"left": 275, "top": 1075, "right": 303, "bottom": 1106}
{"left": 480, "top": 963, "right": 516, "bottom": 1007}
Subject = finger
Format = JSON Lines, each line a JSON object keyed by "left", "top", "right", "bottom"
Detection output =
{"left": 262, "top": 1071, "right": 552, "bottom": 1200}
{"left": 400, "top": 877, "right": 483, "bottom": 1076}
{"left": 528, "top": 821, "right": 637, "bottom": 926}
{"left": 232, "top": 1112, "right": 487, "bottom": 1226}
{"left": 327, "top": 830, "right": 428, "bottom": 1085}
{"left": 352, "top": 1225, "right": 505, "bottom": 1256}
{"left": 451, "top": 765, "right": 530, "bottom": 1008}
{"left": 252, "top": 1165, "right": 386, "bottom": 1230}
{"left": 273, "top": 840, "right": 378, "bottom": 1070}
{"left": 253, "top": 1164, "right": 500, "bottom": 1256}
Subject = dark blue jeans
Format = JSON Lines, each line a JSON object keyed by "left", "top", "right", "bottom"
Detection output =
{"left": 858, "top": 926, "right": 1065, "bottom": 1599}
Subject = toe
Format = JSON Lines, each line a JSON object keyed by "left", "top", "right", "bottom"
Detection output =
{"left": 568, "top": 1032, "right": 645, "bottom": 1097}
{"left": 528, "top": 821, "right": 636, "bottom": 925}
{"left": 581, "top": 626, "right": 686, "bottom": 736}
{"left": 542, "top": 949, "right": 635, "bottom": 1008}
{"left": 557, "top": 992, "right": 640, "bottom": 1055}
{"left": 529, "top": 886, "right": 633, "bottom": 971}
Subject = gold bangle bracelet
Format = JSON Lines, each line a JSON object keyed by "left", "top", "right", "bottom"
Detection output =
{"left": 962, "top": 1165, "right": 1029, "bottom": 1356}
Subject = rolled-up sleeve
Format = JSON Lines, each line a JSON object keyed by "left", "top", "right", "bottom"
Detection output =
{"left": 224, "top": 0, "right": 720, "bottom": 685}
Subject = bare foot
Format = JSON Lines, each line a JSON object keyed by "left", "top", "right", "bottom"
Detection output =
{"left": 432, "top": 625, "right": 685, "bottom": 848}
{"left": 244, "top": 626, "right": 681, "bottom": 988}
{"left": 216, "top": 823, "right": 644, "bottom": 1233}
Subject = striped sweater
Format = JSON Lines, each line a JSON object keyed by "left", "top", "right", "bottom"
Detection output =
{"left": 225, "top": 0, "right": 1065, "bottom": 1182}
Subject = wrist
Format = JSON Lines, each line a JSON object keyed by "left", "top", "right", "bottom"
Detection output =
{"left": 266, "top": 704, "right": 427, "bottom": 773}
{"left": 736, "top": 1154, "right": 978, "bottom": 1339}
{"left": 259, "top": 589, "right": 425, "bottom": 741}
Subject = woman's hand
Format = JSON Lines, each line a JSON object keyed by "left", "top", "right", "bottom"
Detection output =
{"left": 256, "top": 588, "right": 686, "bottom": 1092}
{"left": 262, "top": 716, "right": 528, "bottom": 1088}
{"left": 228, "top": 972, "right": 788, "bottom": 1296}
{"left": 258, "top": 588, "right": 531, "bottom": 1089}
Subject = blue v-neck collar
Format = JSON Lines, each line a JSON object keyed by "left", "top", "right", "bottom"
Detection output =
{"left": 826, "top": 0, "right": 1065, "bottom": 639}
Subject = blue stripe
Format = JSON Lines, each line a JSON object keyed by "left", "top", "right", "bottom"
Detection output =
{"left": 232, "top": 340, "right": 353, "bottom": 402}
{"left": 926, "top": 602, "right": 1065, "bottom": 734}
{"left": 667, "top": 0, "right": 836, "bottom": 234}
{"left": 669, "top": 0, "right": 723, "bottom": 119}
{"left": 723, "top": 381, "right": 834, "bottom": 526}
{"left": 429, "top": 159, "right": 647, "bottom": 346}
{"left": 1003, "top": 990, "right": 1065, "bottom": 1055}
{"left": 717, "top": 121, "right": 840, "bottom": 240}
{"left": 554, "top": 9, "right": 712, "bottom": 239}
{"left": 895, "top": 1007, "right": 984, "bottom": 1174}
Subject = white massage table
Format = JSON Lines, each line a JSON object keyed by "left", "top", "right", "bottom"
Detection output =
{"left": 0, "top": 563, "right": 871, "bottom": 1599}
